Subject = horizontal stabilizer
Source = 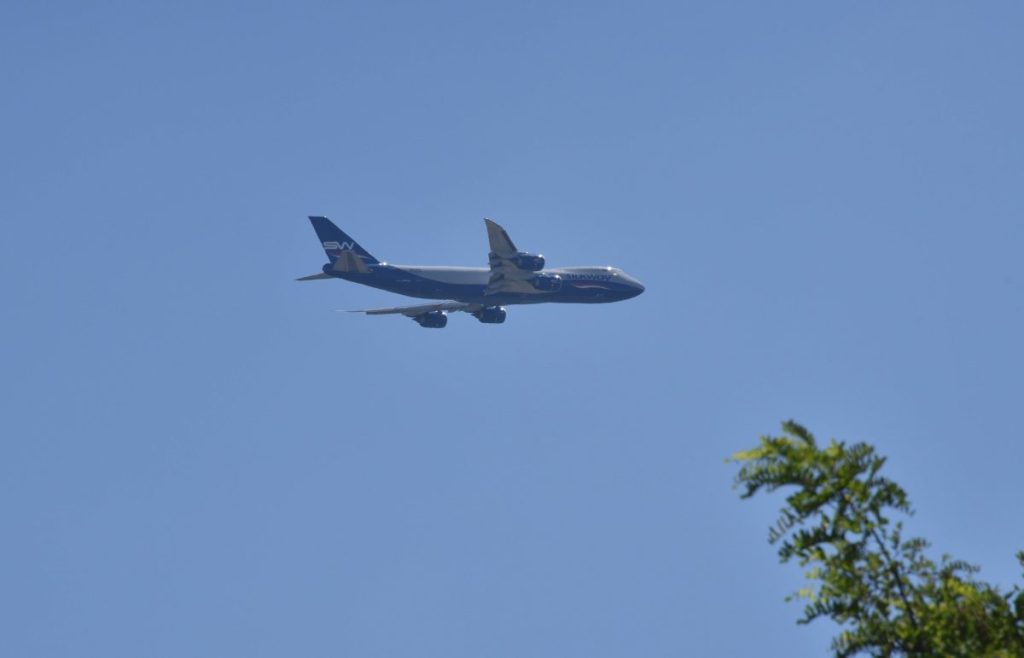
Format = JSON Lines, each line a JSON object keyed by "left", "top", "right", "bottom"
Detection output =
{"left": 296, "top": 272, "right": 333, "bottom": 281}
{"left": 331, "top": 250, "right": 371, "bottom": 274}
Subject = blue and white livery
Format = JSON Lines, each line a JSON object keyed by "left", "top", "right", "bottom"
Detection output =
{"left": 298, "top": 216, "right": 644, "bottom": 328}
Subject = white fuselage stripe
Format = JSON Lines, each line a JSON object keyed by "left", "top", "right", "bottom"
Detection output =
{"left": 392, "top": 265, "right": 617, "bottom": 286}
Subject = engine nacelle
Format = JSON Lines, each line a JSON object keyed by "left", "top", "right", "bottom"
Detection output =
{"left": 532, "top": 274, "right": 562, "bottom": 292}
{"left": 512, "top": 252, "right": 545, "bottom": 271}
{"left": 474, "top": 306, "right": 507, "bottom": 324}
{"left": 414, "top": 311, "right": 448, "bottom": 328}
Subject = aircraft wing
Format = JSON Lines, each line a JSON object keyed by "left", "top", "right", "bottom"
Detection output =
{"left": 346, "top": 301, "right": 480, "bottom": 317}
{"left": 485, "top": 217, "right": 519, "bottom": 255}
{"left": 484, "top": 218, "right": 538, "bottom": 295}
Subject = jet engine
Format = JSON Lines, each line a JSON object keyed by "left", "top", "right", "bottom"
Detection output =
{"left": 512, "top": 252, "right": 545, "bottom": 271}
{"left": 474, "top": 306, "right": 507, "bottom": 324}
{"left": 532, "top": 274, "right": 562, "bottom": 292}
{"left": 414, "top": 311, "right": 448, "bottom": 328}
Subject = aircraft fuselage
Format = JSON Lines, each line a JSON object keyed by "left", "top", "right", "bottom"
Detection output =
{"left": 324, "top": 263, "right": 645, "bottom": 305}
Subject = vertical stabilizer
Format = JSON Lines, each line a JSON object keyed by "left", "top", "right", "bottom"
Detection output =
{"left": 308, "top": 216, "right": 380, "bottom": 266}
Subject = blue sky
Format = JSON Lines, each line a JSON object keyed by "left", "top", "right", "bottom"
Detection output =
{"left": 3, "top": 2, "right": 1022, "bottom": 656}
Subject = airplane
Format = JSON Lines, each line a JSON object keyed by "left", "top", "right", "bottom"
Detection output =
{"left": 297, "top": 216, "right": 644, "bottom": 327}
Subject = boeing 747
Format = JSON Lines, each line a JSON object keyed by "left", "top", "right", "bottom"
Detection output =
{"left": 297, "top": 216, "right": 644, "bottom": 327}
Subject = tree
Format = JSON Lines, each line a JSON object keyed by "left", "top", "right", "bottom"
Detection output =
{"left": 730, "top": 421, "right": 1024, "bottom": 657}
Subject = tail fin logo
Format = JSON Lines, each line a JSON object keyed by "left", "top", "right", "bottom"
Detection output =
{"left": 323, "top": 240, "right": 355, "bottom": 251}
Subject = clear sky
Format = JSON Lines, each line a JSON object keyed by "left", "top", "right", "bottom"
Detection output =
{"left": 3, "top": 2, "right": 1022, "bottom": 656}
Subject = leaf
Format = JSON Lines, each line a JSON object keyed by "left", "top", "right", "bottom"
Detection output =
{"left": 730, "top": 422, "right": 1024, "bottom": 657}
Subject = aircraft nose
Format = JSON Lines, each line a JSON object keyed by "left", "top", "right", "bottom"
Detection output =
{"left": 629, "top": 280, "right": 645, "bottom": 298}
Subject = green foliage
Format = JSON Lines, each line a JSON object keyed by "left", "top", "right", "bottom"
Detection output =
{"left": 730, "top": 421, "right": 1024, "bottom": 657}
